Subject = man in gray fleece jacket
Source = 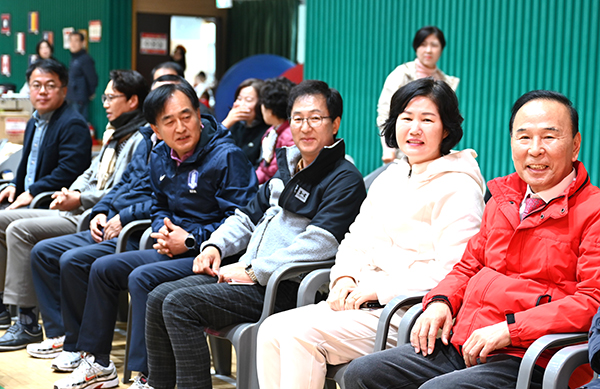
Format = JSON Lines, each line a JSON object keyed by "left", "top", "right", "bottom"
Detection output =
{"left": 143, "top": 79, "right": 367, "bottom": 389}
{"left": 0, "top": 69, "right": 148, "bottom": 350}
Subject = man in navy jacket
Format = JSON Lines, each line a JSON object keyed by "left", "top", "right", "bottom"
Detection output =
{"left": 0, "top": 59, "right": 91, "bottom": 209}
{"left": 34, "top": 81, "right": 257, "bottom": 389}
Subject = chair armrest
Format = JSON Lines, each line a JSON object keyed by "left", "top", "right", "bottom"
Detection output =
{"left": 543, "top": 343, "right": 590, "bottom": 389}
{"left": 374, "top": 293, "right": 426, "bottom": 351}
{"left": 76, "top": 209, "right": 93, "bottom": 232}
{"left": 296, "top": 268, "right": 331, "bottom": 307}
{"left": 515, "top": 333, "right": 588, "bottom": 389}
{"left": 115, "top": 219, "right": 152, "bottom": 254}
{"left": 139, "top": 227, "right": 154, "bottom": 250}
{"left": 396, "top": 303, "right": 424, "bottom": 346}
{"left": 259, "top": 259, "right": 335, "bottom": 323}
{"left": 30, "top": 191, "right": 55, "bottom": 209}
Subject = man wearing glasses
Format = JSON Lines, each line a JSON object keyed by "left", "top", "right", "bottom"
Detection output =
{"left": 0, "top": 66, "right": 149, "bottom": 352}
{"left": 140, "top": 79, "right": 367, "bottom": 389}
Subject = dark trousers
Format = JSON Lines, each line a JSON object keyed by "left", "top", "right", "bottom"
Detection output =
{"left": 343, "top": 340, "right": 543, "bottom": 389}
{"left": 146, "top": 274, "right": 299, "bottom": 389}
{"left": 30, "top": 230, "right": 129, "bottom": 350}
{"left": 76, "top": 251, "right": 196, "bottom": 373}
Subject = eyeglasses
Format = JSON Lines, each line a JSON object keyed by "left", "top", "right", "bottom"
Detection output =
{"left": 101, "top": 94, "right": 126, "bottom": 104}
{"left": 30, "top": 82, "right": 62, "bottom": 92}
{"left": 290, "top": 115, "right": 332, "bottom": 129}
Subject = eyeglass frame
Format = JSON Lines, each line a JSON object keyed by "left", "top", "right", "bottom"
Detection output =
{"left": 29, "top": 82, "right": 63, "bottom": 93}
{"left": 101, "top": 93, "right": 126, "bottom": 104}
{"left": 289, "top": 115, "right": 332, "bottom": 129}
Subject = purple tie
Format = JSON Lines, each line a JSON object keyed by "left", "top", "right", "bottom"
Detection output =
{"left": 524, "top": 196, "right": 545, "bottom": 216}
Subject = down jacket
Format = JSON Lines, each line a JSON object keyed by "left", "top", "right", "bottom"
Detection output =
{"left": 424, "top": 161, "right": 600, "bottom": 367}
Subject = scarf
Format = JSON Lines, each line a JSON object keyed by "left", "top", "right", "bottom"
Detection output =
{"left": 415, "top": 58, "right": 441, "bottom": 80}
{"left": 97, "top": 109, "right": 146, "bottom": 189}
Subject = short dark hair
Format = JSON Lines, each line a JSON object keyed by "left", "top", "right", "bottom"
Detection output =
{"left": 509, "top": 90, "right": 579, "bottom": 136}
{"left": 151, "top": 62, "right": 184, "bottom": 79}
{"left": 110, "top": 69, "right": 149, "bottom": 107}
{"left": 36, "top": 40, "right": 54, "bottom": 58}
{"left": 26, "top": 59, "right": 68, "bottom": 86}
{"left": 151, "top": 74, "right": 185, "bottom": 89}
{"left": 382, "top": 78, "right": 463, "bottom": 156}
{"left": 144, "top": 81, "right": 199, "bottom": 125}
{"left": 287, "top": 80, "right": 343, "bottom": 121}
{"left": 70, "top": 31, "right": 84, "bottom": 42}
{"left": 412, "top": 26, "right": 446, "bottom": 52}
{"left": 260, "top": 77, "right": 296, "bottom": 120}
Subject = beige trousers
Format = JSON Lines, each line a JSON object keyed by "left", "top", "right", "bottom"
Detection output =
{"left": 257, "top": 301, "right": 405, "bottom": 389}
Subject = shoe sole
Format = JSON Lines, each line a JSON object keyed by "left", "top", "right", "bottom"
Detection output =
{"left": 0, "top": 323, "right": 10, "bottom": 330}
{"left": 0, "top": 343, "right": 31, "bottom": 351}
{"left": 51, "top": 363, "right": 79, "bottom": 372}
{"left": 53, "top": 376, "right": 119, "bottom": 389}
{"left": 28, "top": 349, "right": 62, "bottom": 359}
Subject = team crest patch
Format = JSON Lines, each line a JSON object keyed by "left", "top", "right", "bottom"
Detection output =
{"left": 188, "top": 170, "right": 198, "bottom": 191}
{"left": 295, "top": 186, "right": 309, "bottom": 203}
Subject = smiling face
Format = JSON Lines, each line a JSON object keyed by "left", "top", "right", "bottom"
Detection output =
{"left": 395, "top": 96, "right": 446, "bottom": 165}
{"left": 416, "top": 34, "right": 443, "bottom": 69}
{"left": 29, "top": 68, "right": 67, "bottom": 115}
{"left": 151, "top": 90, "right": 202, "bottom": 158}
{"left": 290, "top": 93, "right": 340, "bottom": 166}
{"left": 511, "top": 99, "right": 581, "bottom": 193}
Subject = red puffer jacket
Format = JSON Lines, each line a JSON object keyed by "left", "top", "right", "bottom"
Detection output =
{"left": 423, "top": 161, "right": 600, "bottom": 367}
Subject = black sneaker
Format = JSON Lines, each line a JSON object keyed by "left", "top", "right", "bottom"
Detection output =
{"left": 0, "top": 321, "right": 43, "bottom": 351}
{"left": 0, "top": 310, "right": 10, "bottom": 330}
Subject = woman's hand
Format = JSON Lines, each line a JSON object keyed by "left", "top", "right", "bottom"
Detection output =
{"left": 222, "top": 105, "right": 253, "bottom": 128}
{"left": 327, "top": 277, "right": 378, "bottom": 311}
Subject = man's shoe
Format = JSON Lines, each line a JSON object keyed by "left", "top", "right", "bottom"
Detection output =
{"left": 54, "top": 354, "right": 118, "bottom": 389}
{"left": 27, "top": 335, "right": 65, "bottom": 359}
{"left": 0, "top": 321, "right": 42, "bottom": 350}
{"left": 51, "top": 350, "right": 83, "bottom": 372}
{"left": 0, "top": 310, "right": 11, "bottom": 330}
{"left": 131, "top": 373, "right": 154, "bottom": 389}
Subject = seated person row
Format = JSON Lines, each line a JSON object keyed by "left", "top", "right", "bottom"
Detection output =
{"left": 344, "top": 90, "right": 600, "bottom": 389}
{"left": 257, "top": 78, "right": 486, "bottom": 388}
{"left": 32, "top": 79, "right": 258, "bottom": 389}
{"left": 0, "top": 59, "right": 96, "bottom": 340}
{"left": 25, "top": 76, "right": 180, "bottom": 368}
{"left": 143, "top": 79, "right": 367, "bottom": 389}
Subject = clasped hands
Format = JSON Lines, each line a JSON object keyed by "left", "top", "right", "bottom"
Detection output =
{"left": 326, "top": 276, "right": 377, "bottom": 311}
{"left": 409, "top": 301, "right": 511, "bottom": 367}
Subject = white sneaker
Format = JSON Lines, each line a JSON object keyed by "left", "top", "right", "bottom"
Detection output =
{"left": 51, "top": 350, "right": 83, "bottom": 372}
{"left": 54, "top": 354, "right": 118, "bottom": 389}
{"left": 26, "top": 335, "right": 65, "bottom": 358}
{"left": 131, "top": 373, "right": 154, "bottom": 389}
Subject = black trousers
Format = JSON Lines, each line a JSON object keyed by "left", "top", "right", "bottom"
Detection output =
{"left": 145, "top": 273, "right": 299, "bottom": 389}
{"left": 343, "top": 339, "right": 543, "bottom": 389}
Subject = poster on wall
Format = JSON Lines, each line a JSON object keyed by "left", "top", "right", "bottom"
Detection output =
{"left": 89, "top": 20, "right": 101, "bottom": 42}
{"left": 1, "top": 55, "right": 10, "bottom": 77}
{"left": 62, "top": 27, "right": 74, "bottom": 49}
{"left": 28, "top": 12, "right": 39, "bottom": 34}
{"left": 1, "top": 14, "right": 10, "bottom": 36}
{"left": 16, "top": 32, "right": 25, "bottom": 54}
{"left": 140, "top": 32, "right": 168, "bottom": 55}
{"left": 43, "top": 31, "right": 54, "bottom": 46}
{"left": 29, "top": 54, "right": 38, "bottom": 65}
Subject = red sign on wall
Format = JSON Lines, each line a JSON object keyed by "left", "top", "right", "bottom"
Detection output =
{"left": 140, "top": 32, "right": 168, "bottom": 55}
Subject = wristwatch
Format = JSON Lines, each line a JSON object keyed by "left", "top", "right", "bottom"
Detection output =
{"left": 245, "top": 264, "right": 258, "bottom": 283}
{"left": 184, "top": 234, "right": 196, "bottom": 250}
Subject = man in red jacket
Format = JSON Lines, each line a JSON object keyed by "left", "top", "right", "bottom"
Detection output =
{"left": 343, "top": 90, "right": 600, "bottom": 389}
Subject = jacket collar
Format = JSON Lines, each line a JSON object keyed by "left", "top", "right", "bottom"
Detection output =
{"left": 276, "top": 139, "right": 347, "bottom": 184}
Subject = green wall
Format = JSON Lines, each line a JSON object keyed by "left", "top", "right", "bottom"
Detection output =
{"left": 305, "top": 0, "right": 600, "bottom": 185}
{"left": 0, "top": 0, "right": 132, "bottom": 137}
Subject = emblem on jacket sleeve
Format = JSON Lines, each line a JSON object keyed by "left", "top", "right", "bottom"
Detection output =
{"left": 295, "top": 186, "right": 309, "bottom": 203}
{"left": 188, "top": 170, "right": 198, "bottom": 192}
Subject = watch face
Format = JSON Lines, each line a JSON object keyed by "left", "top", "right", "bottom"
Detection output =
{"left": 185, "top": 235, "right": 195, "bottom": 249}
